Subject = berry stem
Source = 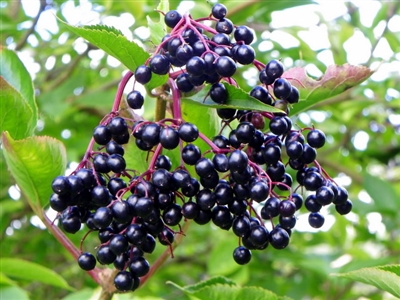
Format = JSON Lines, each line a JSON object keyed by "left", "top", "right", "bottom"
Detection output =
{"left": 139, "top": 220, "right": 191, "bottom": 287}
{"left": 168, "top": 77, "right": 183, "bottom": 121}
{"left": 43, "top": 213, "right": 102, "bottom": 285}
{"left": 111, "top": 71, "right": 134, "bottom": 113}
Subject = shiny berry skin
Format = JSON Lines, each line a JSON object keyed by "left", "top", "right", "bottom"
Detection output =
{"left": 273, "top": 78, "right": 292, "bottom": 100}
{"left": 114, "top": 271, "right": 134, "bottom": 291}
{"left": 305, "top": 194, "right": 321, "bottom": 212}
{"left": 335, "top": 199, "right": 353, "bottom": 215}
{"left": 333, "top": 186, "right": 349, "bottom": 205}
{"left": 250, "top": 180, "right": 269, "bottom": 203}
{"left": 269, "top": 116, "right": 289, "bottom": 136}
{"left": 108, "top": 117, "right": 128, "bottom": 135}
{"left": 315, "top": 186, "right": 334, "bottom": 206}
{"left": 232, "top": 215, "right": 251, "bottom": 237}
{"left": 213, "top": 153, "right": 229, "bottom": 172}
{"left": 250, "top": 86, "right": 273, "bottom": 105}
{"left": 164, "top": 10, "right": 182, "bottom": 28}
{"left": 307, "top": 129, "right": 326, "bottom": 148}
{"left": 108, "top": 177, "right": 127, "bottom": 196}
{"left": 176, "top": 73, "right": 194, "bottom": 93}
{"left": 93, "top": 125, "right": 112, "bottom": 145}
{"left": 51, "top": 175, "right": 70, "bottom": 195}
{"left": 149, "top": 54, "right": 170, "bottom": 75}
{"left": 155, "top": 154, "right": 172, "bottom": 170}
{"left": 109, "top": 234, "right": 129, "bottom": 255}
{"left": 93, "top": 207, "right": 113, "bottom": 229}
{"left": 127, "top": 90, "right": 144, "bottom": 109}
{"left": 228, "top": 149, "right": 248, "bottom": 173}
{"left": 261, "top": 197, "right": 280, "bottom": 219}
{"left": 182, "top": 201, "right": 200, "bottom": 219}
{"left": 308, "top": 212, "right": 325, "bottom": 228}
{"left": 106, "top": 141, "right": 124, "bottom": 156}
{"left": 182, "top": 144, "right": 201, "bottom": 165}
{"left": 286, "top": 141, "right": 303, "bottom": 159}
{"left": 249, "top": 225, "right": 269, "bottom": 247}
{"left": 279, "top": 200, "right": 297, "bottom": 217}
{"left": 210, "top": 82, "right": 228, "bottom": 104}
{"left": 195, "top": 157, "right": 215, "bottom": 178}
{"left": 269, "top": 226, "right": 290, "bottom": 249}
{"left": 107, "top": 154, "right": 126, "bottom": 173}
{"left": 96, "top": 245, "right": 116, "bottom": 265}
{"left": 186, "top": 56, "right": 206, "bottom": 77}
{"left": 159, "top": 126, "right": 180, "bottom": 149}
{"left": 61, "top": 215, "right": 81, "bottom": 233}
{"left": 141, "top": 123, "right": 161, "bottom": 146}
{"left": 287, "top": 86, "right": 300, "bottom": 104}
{"left": 212, "top": 3, "right": 227, "bottom": 19}
{"left": 93, "top": 153, "right": 111, "bottom": 173}
{"left": 233, "top": 246, "right": 252, "bottom": 265}
{"left": 217, "top": 108, "right": 236, "bottom": 119}
{"left": 215, "top": 18, "right": 234, "bottom": 34}
{"left": 215, "top": 56, "right": 237, "bottom": 77}
{"left": 91, "top": 186, "right": 112, "bottom": 207}
{"left": 111, "top": 200, "right": 132, "bottom": 224}
{"left": 235, "top": 122, "right": 255, "bottom": 144}
{"left": 265, "top": 60, "right": 284, "bottom": 81}
{"left": 212, "top": 33, "right": 231, "bottom": 45}
{"left": 303, "top": 171, "right": 325, "bottom": 191}
{"left": 234, "top": 25, "right": 254, "bottom": 44}
{"left": 78, "top": 252, "right": 96, "bottom": 271}
{"left": 233, "top": 44, "right": 255, "bottom": 65}
{"left": 176, "top": 44, "right": 194, "bottom": 63}
{"left": 129, "top": 256, "right": 150, "bottom": 277}
{"left": 134, "top": 65, "right": 152, "bottom": 85}
{"left": 162, "top": 203, "right": 183, "bottom": 226}
{"left": 178, "top": 122, "right": 199, "bottom": 142}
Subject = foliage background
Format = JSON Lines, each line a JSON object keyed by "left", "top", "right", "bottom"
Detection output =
{"left": 1, "top": 0, "right": 400, "bottom": 299}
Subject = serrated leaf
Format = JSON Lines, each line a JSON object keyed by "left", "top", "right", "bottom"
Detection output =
{"left": 58, "top": 20, "right": 167, "bottom": 90}
{"left": 363, "top": 173, "right": 400, "bottom": 214}
{"left": 377, "top": 265, "right": 400, "bottom": 277}
{"left": 0, "top": 77, "right": 35, "bottom": 139}
{"left": 182, "top": 83, "right": 283, "bottom": 113}
{"left": 0, "top": 47, "right": 37, "bottom": 139}
{"left": 286, "top": 64, "right": 374, "bottom": 115}
{"left": 1, "top": 132, "right": 67, "bottom": 215}
{"left": 193, "top": 284, "right": 291, "bottom": 300}
{"left": 332, "top": 265, "right": 400, "bottom": 298}
{"left": 168, "top": 277, "right": 292, "bottom": 300}
{"left": 1, "top": 258, "right": 75, "bottom": 291}
{"left": 0, "top": 47, "right": 37, "bottom": 123}
{"left": 167, "top": 276, "right": 237, "bottom": 293}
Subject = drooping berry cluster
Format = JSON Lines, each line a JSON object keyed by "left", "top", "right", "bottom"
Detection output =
{"left": 49, "top": 3, "right": 352, "bottom": 292}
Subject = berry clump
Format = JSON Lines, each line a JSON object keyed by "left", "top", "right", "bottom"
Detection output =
{"left": 49, "top": 3, "right": 352, "bottom": 293}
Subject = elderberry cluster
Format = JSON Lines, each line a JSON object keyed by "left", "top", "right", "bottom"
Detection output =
{"left": 49, "top": 3, "right": 352, "bottom": 292}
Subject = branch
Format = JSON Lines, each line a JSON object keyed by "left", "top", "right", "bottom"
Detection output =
{"left": 15, "top": 0, "right": 46, "bottom": 51}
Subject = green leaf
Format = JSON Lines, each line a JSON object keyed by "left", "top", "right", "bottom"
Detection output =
{"left": 363, "top": 173, "right": 400, "bottom": 214}
{"left": 167, "top": 276, "right": 237, "bottom": 293}
{"left": 146, "top": 0, "right": 168, "bottom": 45}
{"left": 332, "top": 265, "right": 400, "bottom": 298}
{"left": 58, "top": 21, "right": 167, "bottom": 90}
{"left": 168, "top": 276, "right": 291, "bottom": 300}
{"left": 287, "top": 64, "right": 374, "bottom": 115}
{"left": 1, "top": 132, "right": 67, "bottom": 215}
{"left": 0, "top": 47, "right": 37, "bottom": 124}
{"left": 0, "top": 286, "right": 29, "bottom": 300}
{"left": 0, "top": 47, "right": 37, "bottom": 139}
{"left": 0, "top": 77, "right": 35, "bottom": 140}
{"left": 1, "top": 258, "right": 75, "bottom": 291}
{"left": 182, "top": 83, "right": 283, "bottom": 113}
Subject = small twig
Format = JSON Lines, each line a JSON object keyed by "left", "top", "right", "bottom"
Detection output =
{"left": 15, "top": 0, "right": 46, "bottom": 51}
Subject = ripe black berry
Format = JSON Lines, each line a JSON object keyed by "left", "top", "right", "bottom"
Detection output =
{"left": 164, "top": 10, "right": 182, "bottom": 28}
{"left": 215, "top": 56, "right": 237, "bottom": 77}
{"left": 209, "top": 82, "right": 228, "bottom": 104}
{"left": 127, "top": 90, "right": 144, "bottom": 109}
{"left": 269, "top": 227, "right": 290, "bottom": 249}
{"left": 181, "top": 144, "right": 201, "bottom": 165}
{"left": 233, "top": 246, "right": 252, "bottom": 265}
{"left": 212, "top": 3, "right": 227, "bottom": 19}
{"left": 149, "top": 54, "right": 170, "bottom": 75}
{"left": 308, "top": 212, "right": 325, "bottom": 228}
{"left": 134, "top": 65, "right": 152, "bottom": 85}
{"left": 114, "top": 271, "right": 133, "bottom": 291}
{"left": 307, "top": 129, "right": 326, "bottom": 148}
{"left": 93, "top": 125, "right": 112, "bottom": 145}
{"left": 159, "top": 126, "right": 180, "bottom": 149}
{"left": 178, "top": 122, "right": 199, "bottom": 142}
{"left": 265, "top": 59, "right": 284, "bottom": 81}
{"left": 215, "top": 18, "right": 234, "bottom": 34}
{"left": 78, "top": 252, "right": 96, "bottom": 271}
{"left": 234, "top": 25, "right": 254, "bottom": 44}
